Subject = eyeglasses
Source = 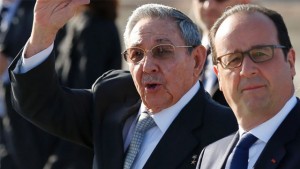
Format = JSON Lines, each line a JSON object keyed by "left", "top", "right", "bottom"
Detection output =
{"left": 198, "top": 0, "right": 228, "bottom": 3}
{"left": 122, "top": 44, "right": 194, "bottom": 64}
{"left": 216, "top": 45, "right": 286, "bottom": 69}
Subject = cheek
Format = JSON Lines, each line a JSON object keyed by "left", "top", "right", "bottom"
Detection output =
{"left": 219, "top": 71, "right": 238, "bottom": 92}
{"left": 164, "top": 60, "right": 195, "bottom": 95}
{"left": 130, "top": 65, "right": 143, "bottom": 93}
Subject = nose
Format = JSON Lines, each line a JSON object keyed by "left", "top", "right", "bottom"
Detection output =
{"left": 240, "top": 54, "right": 258, "bottom": 77}
{"left": 141, "top": 53, "right": 159, "bottom": 73}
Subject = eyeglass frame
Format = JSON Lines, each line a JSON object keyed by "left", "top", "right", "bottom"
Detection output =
{"left": 122, "top": 44, "right": 195, "bottom": 64}
{"left": 215, "top": 45, "right": 286, "bottom": 69}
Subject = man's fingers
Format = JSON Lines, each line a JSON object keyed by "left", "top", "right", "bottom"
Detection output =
{"left": 26, "top": 0, "right": 91, "bottom": 57}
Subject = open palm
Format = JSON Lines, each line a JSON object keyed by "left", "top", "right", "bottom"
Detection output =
{"left": 25, "top": 0, "right": 89, "bottom": 57}
{"left": 34, "top": 0, "right": 89, "bottom": 33}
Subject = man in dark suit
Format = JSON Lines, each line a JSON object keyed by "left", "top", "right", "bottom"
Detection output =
{"left": 0, "top": 0, "right": 93, "bottom": 168}
{"left": 197, "top": 4, "right": 300, "bottom": 169}
{"left": 8, "top": 1, "right": 237, "bottom": 169}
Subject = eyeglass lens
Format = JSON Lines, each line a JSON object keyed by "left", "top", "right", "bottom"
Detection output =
{"left": 124, "top": 44, "right": 175, "bottom": 63}
{"left": 220, "top": 46, "right": 274, "bottom": 68}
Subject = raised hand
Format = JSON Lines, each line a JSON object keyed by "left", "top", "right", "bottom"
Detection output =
{"left": 26, "top": 0, "right": 90, "bottom": 57}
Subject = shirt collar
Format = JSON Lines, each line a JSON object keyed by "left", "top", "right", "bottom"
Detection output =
{"left": 240, "top": 95, "right": 297, "bottom": 143}
{"left": 140, "top": 82, "right": 200, "bottom": 133}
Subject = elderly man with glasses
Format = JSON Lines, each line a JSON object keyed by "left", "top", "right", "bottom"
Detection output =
{"left": 197, "top": 4, "right": 300, "bottom": 169}
{"left": 7, "top": 0, "right": 237, "bottom": 169}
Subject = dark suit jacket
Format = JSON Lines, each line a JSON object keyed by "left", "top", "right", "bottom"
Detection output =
{"left": 9, "top": 50, "right": 238, "bottom": 169}
{"left": 197, "top": 98, "right": 300, "bottom": 169}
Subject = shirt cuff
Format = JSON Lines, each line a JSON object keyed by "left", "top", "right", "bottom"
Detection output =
{"left": 19, "top": 42, "right": 54, "bottom": 73}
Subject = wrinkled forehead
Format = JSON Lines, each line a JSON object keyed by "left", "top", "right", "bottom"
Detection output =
{"left": 128, "top": 17, "right": 184, "bottom": 47}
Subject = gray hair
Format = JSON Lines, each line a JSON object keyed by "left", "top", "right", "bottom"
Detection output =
{"left": 123, "top": 3, "right": 201, "bottom": 53}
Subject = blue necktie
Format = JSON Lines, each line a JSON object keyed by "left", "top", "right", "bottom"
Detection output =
{"left": 123, "top": 111, "right": 156, "bottom": 169}
{"left": 227, "top": 133, "right": 258, "bottom": 169}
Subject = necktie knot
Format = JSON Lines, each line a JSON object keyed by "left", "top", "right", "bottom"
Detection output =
{"left": 135, "top": 111, "right": 155, "bottom": 133}
{"left": 236, "top": 133, "right": 258, "bottom": 150}
{"left": 1, "top": 6, "right": 8, "bottom": 14}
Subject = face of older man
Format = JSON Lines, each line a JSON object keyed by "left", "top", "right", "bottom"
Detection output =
{"left": 214, "top": 11, "right": 296, "bottom": 130}
{"left": 126, "top": 17, "right": 205, "bottom": 113}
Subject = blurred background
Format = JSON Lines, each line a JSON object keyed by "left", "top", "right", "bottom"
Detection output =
{"left": 117, "top": 0, "right": 300, "bottom": 97}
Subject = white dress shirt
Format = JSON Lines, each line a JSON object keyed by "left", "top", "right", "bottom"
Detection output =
{"left": 127, "top": 82, "right": 199, "bottom": 169}
{"left": 237, "top": 96, "right": 297, "bottom": 169}
{"left": 16, "top": 42, "right": 54, "bottom": 74}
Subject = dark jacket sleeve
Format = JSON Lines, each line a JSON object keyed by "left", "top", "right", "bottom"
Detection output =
{"left": 8, "top": 50, "right": 94, "bottom": 148}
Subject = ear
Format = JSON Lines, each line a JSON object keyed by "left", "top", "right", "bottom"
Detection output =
{"left": 192, "top": 45, "right": 207, "bottom": 77}
{"left": 286, "top": 48, "right": 296, "bottom": 79}
{"left": 213, "top": 65, "right": 223, "bottom": 91}
{"left": 213, "top": 65, "right": 219, "bottom": 75}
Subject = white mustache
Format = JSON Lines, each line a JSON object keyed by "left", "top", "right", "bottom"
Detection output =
{"left": 142, "top": 75, "right": 163, "bottom": 84}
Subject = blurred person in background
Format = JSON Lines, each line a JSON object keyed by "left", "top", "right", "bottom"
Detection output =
{"left": 0, "top": 0, "right": 93, "bottom": 168}
{"left": 192, "top": 0, "right": 250, "bottom": 106}
{"left": 0, "top": 0, "right": 44, "bottom": 168}
{"left": 55, "top": 0, "right": 122, "bottom": 89}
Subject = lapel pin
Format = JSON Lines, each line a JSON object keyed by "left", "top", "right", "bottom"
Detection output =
{"left": 191, "top": 155, "right": 198, "bottom": 165}
{"left": 271, "top": 158, "right": 277, "bottom": 164}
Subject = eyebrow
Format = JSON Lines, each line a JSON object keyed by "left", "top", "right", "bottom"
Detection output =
{"left": 156, "top": 38, "right": 173, "bottom": 44}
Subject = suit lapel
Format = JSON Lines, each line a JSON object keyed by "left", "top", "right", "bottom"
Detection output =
{"left": 100, "top": 100, "right": 141, "bottom": 169}
{"left": 143, "top": 87, "right": 206, "bottom": 169}
{"left": 254, "top": 99, "right": 300, "bottom": 169}
{"left": 216, "top": 133, "right": 239, "bottom": 169}
{"left": 144, "top": 124, "right": 199, "bottom": 169}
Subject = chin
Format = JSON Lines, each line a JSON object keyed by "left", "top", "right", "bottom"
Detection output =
{"left": 145, "top": 101, "right": 168, "bottom": 113}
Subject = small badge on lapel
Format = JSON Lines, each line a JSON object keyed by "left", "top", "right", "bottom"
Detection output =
{"left": 191, "top": 154, "right": 198, "bottom": 165}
